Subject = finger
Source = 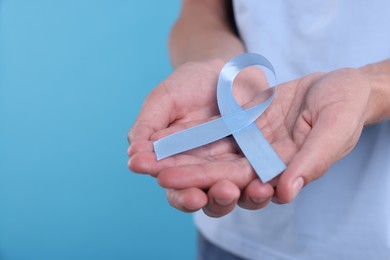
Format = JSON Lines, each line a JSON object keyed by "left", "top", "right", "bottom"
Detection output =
{"left": 274, "top": 111, "right": 362, "bottom": 203}
{"left": 129, "top": 142, "right": 240, "bottom": 176}
{"left": 128, "top": 151, "right": 208, "bottom": 176}
{"left": 166, "top": 188, "right": 208, "bottom": 213}
{"left": 128, "top": 123, "right": 237, "bottom": 175}
{"left": 128, "top": 123, "right": 155, "bottom": 145}
{"left": 202, "top": 180, "right": 240, "bottom": 218}
{"left": 128, "top": 140, "right": 154, "bottom": 157}
{"left": 158, "top": 158, "right": 256, "bottom": 190}
{"left": 128, "top": 86, "right": 177, "bottom": 144}
{"left": 238, "top": 179, "right": 273, "bottom": 210}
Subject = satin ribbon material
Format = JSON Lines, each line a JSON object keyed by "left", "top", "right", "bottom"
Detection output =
{"left": 153, "top": 53, "right": 286, "bottom": 183}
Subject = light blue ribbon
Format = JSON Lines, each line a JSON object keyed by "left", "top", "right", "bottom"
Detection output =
{"left": 153, "top": 53, "right": 286, "bottom": 183}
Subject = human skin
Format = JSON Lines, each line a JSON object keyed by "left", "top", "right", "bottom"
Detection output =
{"left": 128, "top": 0, "right": 390, "bottom": 217}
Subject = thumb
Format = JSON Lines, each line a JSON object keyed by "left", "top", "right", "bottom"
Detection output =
{"left": 274, "top": 112, "right": 361, "bottom": 203}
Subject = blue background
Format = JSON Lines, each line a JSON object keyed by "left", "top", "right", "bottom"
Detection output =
{"left": 0, "top": 1, "right": 196, "bottom": 259}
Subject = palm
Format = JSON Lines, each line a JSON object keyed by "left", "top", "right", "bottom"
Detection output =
{"left": 130, "top": 61, "right": 272, "bottom": 177}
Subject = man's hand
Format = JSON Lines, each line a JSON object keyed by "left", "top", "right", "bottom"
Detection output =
{"left": 128, "top": 59, "right": 276, "bottom": 216}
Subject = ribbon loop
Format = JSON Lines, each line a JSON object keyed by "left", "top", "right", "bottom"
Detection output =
{"left": 153, "top": 53, "right": 286, "bottom": 182}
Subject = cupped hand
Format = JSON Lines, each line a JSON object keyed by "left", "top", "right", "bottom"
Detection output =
{"left": 128, "top": 59, "right": 274, "bottom": 217}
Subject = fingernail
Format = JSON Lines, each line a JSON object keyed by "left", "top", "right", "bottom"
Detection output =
{"left": 292, "top": 177, "right": 304, "bottom": 199}
{"left": 215, "top": 199, "right": 233, "bottom": 206}
{"left": 271, "top": 197, "right": 282, "bottom": 204}
{"left": 250, "top": 197, "right": 267, "bottom": 204}
{"left": 128, "top": 133, "right": 134, "bottom": 143}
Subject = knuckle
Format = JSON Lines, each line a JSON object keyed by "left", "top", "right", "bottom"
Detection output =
{"left": 157, "top": 176, "right": 170, "bottom": 188}
{"left": 128, "top": 141, "right": 153, "bottom": 157}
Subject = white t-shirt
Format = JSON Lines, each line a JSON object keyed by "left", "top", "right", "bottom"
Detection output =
{"left": 195, "top": 1, "right": 390, "bottom": 259}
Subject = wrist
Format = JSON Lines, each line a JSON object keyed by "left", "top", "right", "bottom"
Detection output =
{"left": 359, "top": 59, "right": 390, "bottom": 125}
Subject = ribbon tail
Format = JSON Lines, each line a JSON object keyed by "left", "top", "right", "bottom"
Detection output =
{"left": 232, "top": 123, "right": 286, "bottom": 183}
{"left": 154, "top": 117, "right": 232, "bottom": 160}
